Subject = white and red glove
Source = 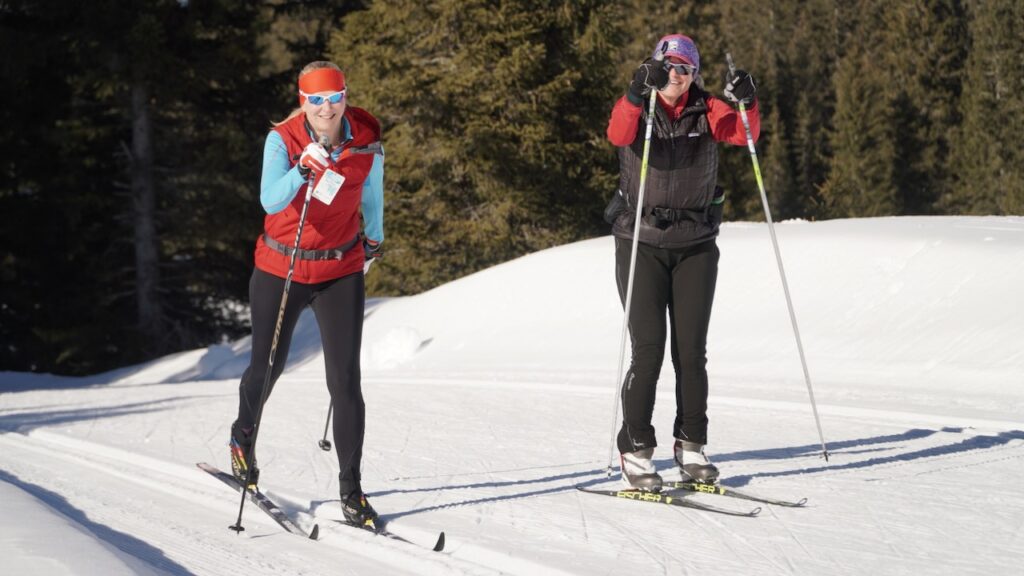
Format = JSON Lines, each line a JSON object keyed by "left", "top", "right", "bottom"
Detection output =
{"left": 297, "top": 142, "right": 330, "bottom": 177}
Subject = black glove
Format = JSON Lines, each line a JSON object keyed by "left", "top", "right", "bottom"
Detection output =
{"left": 627, "top": 58, "right": 670, "bottom": 105}
{"left": 362, "top": 238, "right": 383, "bottom": 273}
{"left": 724, "top": 69, "right": 757, "bottom": 104}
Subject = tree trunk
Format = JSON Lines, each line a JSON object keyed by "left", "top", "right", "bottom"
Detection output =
{"left": 131, "top": 81, "right": 162, "bottom": 350}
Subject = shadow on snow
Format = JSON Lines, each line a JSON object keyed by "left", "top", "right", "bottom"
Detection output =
{"left": 0, "top": 469, "right": 196, "bottom": 576}
{"left": 0, "top": 396, "right": 220, "bottom": 434}
{"left": 367, "top": 426, "right": 1024, "bottom": 519}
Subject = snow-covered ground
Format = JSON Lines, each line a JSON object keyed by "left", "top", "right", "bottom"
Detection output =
{"left": 2, "top": 216, "right": 1023, "bottom": 575}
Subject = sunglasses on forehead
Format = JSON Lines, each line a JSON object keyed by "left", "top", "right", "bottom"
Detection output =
{"left": 665, "top": 61, "right": 695, "bottom": 76}
{"left": 300, "top": 89, "right": 346, "bottom": 105}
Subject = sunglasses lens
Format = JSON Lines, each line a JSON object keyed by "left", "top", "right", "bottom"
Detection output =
{"left": 303, "top": 91, "right": 344, "bottom": 105}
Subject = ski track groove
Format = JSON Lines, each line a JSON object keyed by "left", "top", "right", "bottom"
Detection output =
{"left": 894, "top": 445, "right": 1024, "bottom": 480}
{"left": 589, "top": 495, "right": 670, "bottom": 575}
{"left": 862, "top": 491, "right": 906, "bottom": 561}
{"left": 574, "top": 490, "right": 591, "bottom": 546}
{"left": 1, "top": 430, "right": 481, "bottom": 576}
{"left": 306, "top": 449, "right": 323, "bottom": 487}
{"left": 0, "top": 434, "right": 300, "bottom": 575}
{"left": 1010, "top": 517, "right": 1024, "bottom": 551}
{"left": 418, "top": 479, "right": 444, "bottom": 519}
{"left": 762, "top": 502, "right": 812, "bottom": 559}
{"left": 363, "top": 375, "right": 1024, "bottom": 432}
{"left": 7, "top": 363, "right": 1021, "bottom": 573}
{"left": 0, "top": 431, "right": 225, "bottom": 505}
{"left": 692, "top": 504, "right": 790, "bottom": 574}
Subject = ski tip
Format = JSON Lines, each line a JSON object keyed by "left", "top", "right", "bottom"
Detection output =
{"left": 795, "top": 498, "right": 809, "bottom": 507}
{"left": 432, "top": 531, "right": 445, "bottom": 552}
{"left": 751, "top": 506, "right": 763, "bottom": 516}
{"left": 309, "top": 524, "right": 320, "bottom": 540}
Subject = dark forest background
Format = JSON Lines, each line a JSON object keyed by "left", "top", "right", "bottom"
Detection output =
{"left": 2, "top": 0, "right": 1021, "bottom": 375}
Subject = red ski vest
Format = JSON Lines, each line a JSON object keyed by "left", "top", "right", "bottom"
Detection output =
{"left": 254, "top": 108, "right": 381, "bottom": 283}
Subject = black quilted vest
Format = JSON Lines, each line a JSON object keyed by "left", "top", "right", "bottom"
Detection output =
{"left": 612, "top": 88, "right": 720, "bottom": 248}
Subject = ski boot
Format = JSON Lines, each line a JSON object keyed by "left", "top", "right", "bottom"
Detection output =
{"left": 674, "top": 439, "right": 719, "bottom": 484}
{"left": 341, "top": 483, "right": 379, "bottom": 529}
{"left": 229, "top": 421, "right": 260, "bottom": 488}
{"left": 620, "top": 448, "right": 663, "bottom": 492}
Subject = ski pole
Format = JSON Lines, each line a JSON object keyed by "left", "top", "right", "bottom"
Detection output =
{"left": 606, "top": 49, "right": 666, "bottom": 476}
{"left": 231, "top": 134, "right": 332, "bottom": 533}
{"left": 725, "top": 52, "right": 829, "bottom": 461}
{"left": 318, "top": 405, "right": 332, "bottom": 451}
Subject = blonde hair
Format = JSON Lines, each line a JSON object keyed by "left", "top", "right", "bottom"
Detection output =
{"left": 271, "top": 61, "right": 344, "bottom": 127}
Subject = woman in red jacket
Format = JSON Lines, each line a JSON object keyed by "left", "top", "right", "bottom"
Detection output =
{"left": 606, "top": 35, "right": 758, "bottom": 491}
{"left": 229, "top": 60, "right": 384, "bottom": 527}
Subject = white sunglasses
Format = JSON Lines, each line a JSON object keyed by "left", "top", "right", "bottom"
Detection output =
{"left": 300, "top": 90, "right": 346, "bottom": 105}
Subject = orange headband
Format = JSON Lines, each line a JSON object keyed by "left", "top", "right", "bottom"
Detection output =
{"left": 298, "top": 68, "right": 346, "bottom": 106}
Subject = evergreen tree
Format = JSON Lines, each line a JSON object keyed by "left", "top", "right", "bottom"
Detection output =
{"left": 3, "top": 0, "right": 1014, "bottom": 375}
{"left": 709, "top": 0, "right": 773, "bottom": 220}
{"left": 883, "top": 0, "right": 967, "bottom": 215}
{"left": 820, "top": 1, "right": 900, "bottom": 217}
{"left": 331, "top": 0, "right": 623, "bottom": 294}
{"left": 945, "top": 0, "right": 1024, "bottom": 214}
{"left": 779, "top": 0, "right": 838, "bottom": 219}
{"left": 823, "top": 0, "right": 968, "bottom": 217}
{"left": 0, "top": 0, "right": 273, "bottom": 374}
{"left": 1, "top": 2, "right": 84, "bottom": 372}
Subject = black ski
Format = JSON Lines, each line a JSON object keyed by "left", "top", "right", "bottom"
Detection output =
{"left": 197, "top": 462, "right": 318, "bottom": 539}
{"left": 199, "top": 462, "right": 444, "bottom": 551}
{"left": 333, "top": 519, "right": 446, "bottom": 552}
{"left": 663, "top": 481, "right": 808, "bottom": 507}
{"left": 576, "top": 486, "right": 760, "bottom": 517}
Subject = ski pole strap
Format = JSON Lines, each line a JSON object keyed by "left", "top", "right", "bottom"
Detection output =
{"left": 263, "top": 234, "right": 360, "bottom": 261}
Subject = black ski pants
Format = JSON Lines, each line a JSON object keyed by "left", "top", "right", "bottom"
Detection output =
{"left": 614, "top": 237, "right": 719, "bottom": 454}
{"left": 236, "top": 268, "right": 365, "bottom": 485}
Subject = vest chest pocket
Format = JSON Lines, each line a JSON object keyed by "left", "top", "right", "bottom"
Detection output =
{"left": 681, "top": 114, "right": 709, "bottom": 137}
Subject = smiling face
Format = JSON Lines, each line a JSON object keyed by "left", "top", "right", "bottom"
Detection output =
{"left": 302, "top": 90, "right": 346, "bottom": 144}
{"left": 657, "top": 56, "right": 694, "bottom": 104}
{"left": 296, "top": 64, "right": 347, "bottom": 145}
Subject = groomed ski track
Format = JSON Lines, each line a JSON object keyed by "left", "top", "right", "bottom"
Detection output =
{"left": 2, "top": 371, "right": 1021, "bottom": 575}
{"left": 3, "top": 219, "right": 1024, "bottom": 575}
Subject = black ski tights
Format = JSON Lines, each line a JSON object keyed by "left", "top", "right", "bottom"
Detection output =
{"left": 236, "top": 268, "right": 365, "bottom": 485}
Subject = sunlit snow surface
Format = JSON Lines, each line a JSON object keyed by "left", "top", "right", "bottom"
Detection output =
{"left": 2, "top": 217, "right": 1022, "bottom": 575}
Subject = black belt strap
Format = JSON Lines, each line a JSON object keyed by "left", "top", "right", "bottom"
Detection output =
{"left": 643, "top": 206, "right": 709, "bottom": 229}
{"left": 263, "top": 234, "right": 360, "bottom": 261}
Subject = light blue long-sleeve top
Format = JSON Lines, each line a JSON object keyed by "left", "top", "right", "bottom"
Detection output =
{"left": 259, "top": 118, "right": 384, "bottom": 244}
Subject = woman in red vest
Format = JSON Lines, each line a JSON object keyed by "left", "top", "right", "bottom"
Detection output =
{"left": 229, "top": 60, "right": 384, "bottom": 527}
